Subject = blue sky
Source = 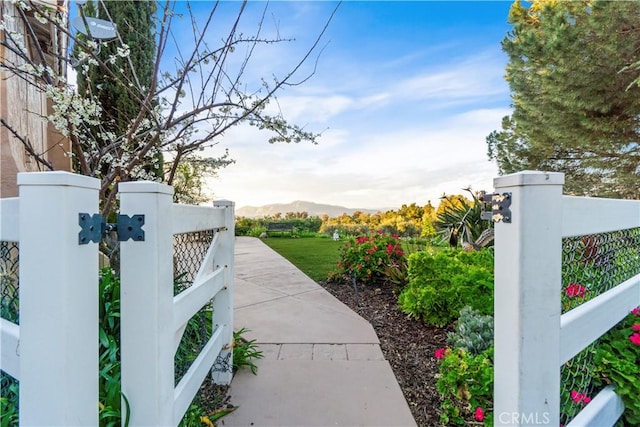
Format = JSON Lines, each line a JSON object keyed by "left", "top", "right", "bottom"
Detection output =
{"left": 164, "top": 1, "right": 516, "bottom": 209}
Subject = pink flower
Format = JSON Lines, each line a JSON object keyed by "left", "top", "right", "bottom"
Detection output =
{"left": 632, "top": 307, "right": 640, "bottom": 316}
{"left": 434, "top": 348, "right": 447, "bottom": 360}
{"left": 565, "top": 283, "right": 586, "bottom": 298}
{"left": 632, "top": 324, "right": 640, "bottom": 332}
{"left": 474, "top": 407, "right": 485, "bottom": 421}
{"left": 630, "top": 333, "right": 640, "bottom": 346}
{"left": 570, "top": 391, "right": 591, "bottom": 404}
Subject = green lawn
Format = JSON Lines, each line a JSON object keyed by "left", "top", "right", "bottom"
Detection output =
{"left": 261, "top": 237, "right": 343, "bottom": 282}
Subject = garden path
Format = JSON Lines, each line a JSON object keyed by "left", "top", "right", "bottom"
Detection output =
{"left": 222, "top": 236, "right": 416, "bottom": 426}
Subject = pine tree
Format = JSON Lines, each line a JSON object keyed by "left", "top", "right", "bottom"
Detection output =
{"left": 487, "top": 0, "right": 640, "bottom": 198}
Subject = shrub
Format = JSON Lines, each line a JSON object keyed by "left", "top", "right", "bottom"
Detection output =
{"left": 448, "top": 306, "right": 494, "bottom": 356}
{"left": 436, "top": 347, "right": 494, "bottom": 426}
{"left": 332, "top": 231, "right": 407, "bottom": 285}
{"left": 592, "top": 308, "right": 640, "bottom": 426}
{"left": 398, "top": 249, "right": 494, "bottom": 327}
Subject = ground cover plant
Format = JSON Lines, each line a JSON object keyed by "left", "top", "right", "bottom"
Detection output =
{"left": 593, "top": 309, "right": 640, "bottom": 426}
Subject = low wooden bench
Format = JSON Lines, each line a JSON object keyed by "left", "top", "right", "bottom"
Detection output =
{"left": 267, "top": 222, "right": 294, "bottom": 236}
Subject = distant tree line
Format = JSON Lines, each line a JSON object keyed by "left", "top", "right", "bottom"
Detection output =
{"left": 235, "top": 197, "right": 475, "bottom": 239}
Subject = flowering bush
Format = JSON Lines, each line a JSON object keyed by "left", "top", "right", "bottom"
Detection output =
{"left": 436, "top": 347, "right": 493, "bottom": 426}
{"left": 332, "top": 231, "right": 407, "bottom": 285}
{"left": 592, "top": 308, "right": 640, "bottom": 425}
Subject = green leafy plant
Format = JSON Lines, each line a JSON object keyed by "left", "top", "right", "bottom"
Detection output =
{"left": 436, "top": 347, "right": 494, "bottom": 426}
{"left": 98, "top": 268, "right": 123, "bottom": 427}
{"left": 398, "top": 249, "right": 494, "bottom": 327}
{"left": 0, "top": 379, "right": 18, "bottom": 427}
{"left": 448, "top": 306, "right": 494, "bottom": 356}
{"left": 592, "top": 308, "right": 640, "bottom": 426}
{"left": 331, "top": 231, "right": 407, "bottom": 285}
{"left": 233, "top": 328, "right": 264, "bottom": 375}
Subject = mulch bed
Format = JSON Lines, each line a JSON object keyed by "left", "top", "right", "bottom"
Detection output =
{"left": 319, "top": 279, "right": 451, "bottom": 427}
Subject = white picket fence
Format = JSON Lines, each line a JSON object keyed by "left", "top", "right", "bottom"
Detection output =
{"left": 493, "top": 171, "right": 639, "bottom": 426}
{"left": 0, "top": 171, "right": 235, "bottom": 426}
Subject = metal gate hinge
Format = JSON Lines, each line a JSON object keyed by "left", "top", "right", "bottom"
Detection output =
{"left": 78, "top": 213, "right": 145, "bottom": 245}
{"left": 480, "top": 192, "right": 512, "bottom": 223}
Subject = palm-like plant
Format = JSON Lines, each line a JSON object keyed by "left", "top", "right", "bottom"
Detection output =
{"left": 435, "top": 187, "right": 493, "bottom": 248}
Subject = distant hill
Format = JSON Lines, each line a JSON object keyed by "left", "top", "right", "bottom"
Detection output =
{"left": 235, "top": 200, "right": 382, "bottom": 218}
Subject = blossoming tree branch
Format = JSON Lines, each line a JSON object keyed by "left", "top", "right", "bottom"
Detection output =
{"left": 1, "top": 0, "right": 338, "bottom": 213}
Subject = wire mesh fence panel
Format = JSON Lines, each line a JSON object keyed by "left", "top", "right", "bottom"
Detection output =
{"left": 1, "top": 241, "right": 20, "bottom": 424}
{"left": 559, "top": 227, "right": 640, "bottom": 425}
{"left": 173, "top": 230, "right": 216, "bottom": 383}
{"left": 0, "top": 241, "right": 19, "bottom": 323}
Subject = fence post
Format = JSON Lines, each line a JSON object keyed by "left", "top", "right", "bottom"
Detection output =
{"left": 493, "top": 171, "right": 564, "bottom": 427}
{"left": 119, "top": 181, "right": 175, "bottom": 426}
{"left": 17, "top": 171, "right": 99, "bottom": 426}
{"left": 211, "top": 200, "right": 235, "bottom": 384}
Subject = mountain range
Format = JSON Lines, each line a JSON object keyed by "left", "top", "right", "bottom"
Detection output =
{"left": 235, "top": 200, "right": 382, "bottom": 218}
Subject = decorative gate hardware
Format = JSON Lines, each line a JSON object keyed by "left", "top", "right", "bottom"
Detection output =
{"left": 480, "top": 192, "right": 512, "bottom": 223}
{"left": 78, "top": 213, "right": 145, "bottom": 244}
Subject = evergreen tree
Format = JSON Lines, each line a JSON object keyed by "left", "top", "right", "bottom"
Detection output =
{"left": 487, "top": 0, "right": 640, "bottom": 198}
{"left": 77, "top": 0, "right": 156, "bottom": 133}
{"left": 75, "top": 0, "right": 161, "bottom": 181}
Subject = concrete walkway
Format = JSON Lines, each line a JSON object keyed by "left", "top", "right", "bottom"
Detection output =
{"left": 222, "top": 237, "right": 417, "bottom": 427}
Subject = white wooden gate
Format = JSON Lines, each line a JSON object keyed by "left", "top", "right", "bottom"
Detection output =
{"left": 0, "top": 172, "right": 235, "bottom": 426}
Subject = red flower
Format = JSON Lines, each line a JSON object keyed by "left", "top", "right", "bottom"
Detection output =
{"left": 386, "top": 243, "right": 394, "bottom": 255}
{"left": 356, "top": 236, "right": 370, "bottom": 244}
{"left": 570, "top": 390, "right": 591, "bottom": 404}
{"left": 632, "top": 324, "right": 640, "bottom": 332}
{"left": 565, "top": 283, "right": 586, "bottom": 298}
{"left": 434, "top": 348, "right": 447, "bottom": 359}
{"left": 630, "top": 333, "right": 640, "bottom": 346}
{"left": 632, "top": 307, "right": 640, "bottom": 316}
{"left": 474, "top": 407, "right": 485, "bottom": 421}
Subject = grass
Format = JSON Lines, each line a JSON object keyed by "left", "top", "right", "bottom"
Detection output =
{"left": 261, "top": 236, "right": 343, "bottom": 281}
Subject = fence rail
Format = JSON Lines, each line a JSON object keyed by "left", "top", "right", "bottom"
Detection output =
{"left": 494, "top": 171, "right": 637, "bottom": 427}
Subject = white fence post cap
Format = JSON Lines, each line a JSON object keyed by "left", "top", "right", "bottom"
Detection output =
{"left": 494, "top": 170, "right": 565, "bottom": 188}
{"left": 119, "top": 180, "right": 174, "bottom": 195}
{"left": 17, "top": 171, "right": 100, "bottom": 189}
